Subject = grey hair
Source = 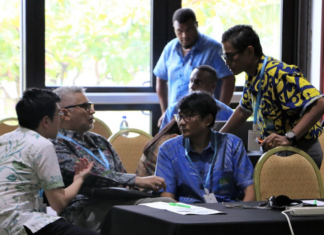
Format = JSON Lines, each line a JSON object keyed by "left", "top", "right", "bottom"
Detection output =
{"left": 53, "top": 86, "right": 86, "bottom": 107}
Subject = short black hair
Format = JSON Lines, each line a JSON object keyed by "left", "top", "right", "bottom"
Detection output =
{"left": 195, "top": 65, "right": 218, "bottom": 82}
{"left": 173, "top": 8, "right": 196, "bottom": 23}
{"left": 222, "top": 25, "right": 263, "bottom": 57}
{"left": 178, "top": 91, "right": 217, "bottom": 128}
{"left": 15, "top": 88, "right": 60, "bottom": 130}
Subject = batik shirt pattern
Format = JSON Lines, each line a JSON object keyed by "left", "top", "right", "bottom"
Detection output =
{"left": 0, "top": 128, "right": 64, "bottom": 235}
{"left": 240, "top": 55, "right": 323, "bottom": 139}
{"left": 52, "top": 129, "right": 136, "bottom": 222}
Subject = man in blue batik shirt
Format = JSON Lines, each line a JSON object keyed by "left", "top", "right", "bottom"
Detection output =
{"left": 159, "top": 65, "right": 233, "bottom": 130}
{"left": 154, "top": 8, "right": 235, "bottom": 127}
{"left": 155, "top": 92, "right": 254, "bottom": 203}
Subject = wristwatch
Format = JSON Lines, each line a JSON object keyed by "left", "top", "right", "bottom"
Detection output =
{"left": 285, "top": 131, "right": 297, "bottom": 145}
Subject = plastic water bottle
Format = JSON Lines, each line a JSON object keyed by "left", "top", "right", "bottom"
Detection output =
{"left": 120, "top": 116, "right": 129, "bottom": 136}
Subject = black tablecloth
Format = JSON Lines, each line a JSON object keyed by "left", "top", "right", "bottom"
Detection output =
{"left": 101, "top": 201, "right": 324, "bottom": 235}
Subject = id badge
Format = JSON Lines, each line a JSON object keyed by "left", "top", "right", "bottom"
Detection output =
{"left": 203, "top": 188, "right": 218, "bottom": 203}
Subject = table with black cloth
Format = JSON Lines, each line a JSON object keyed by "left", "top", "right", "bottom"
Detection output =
{"left": 101, "top": 201, "right": 324, "bottom": 235}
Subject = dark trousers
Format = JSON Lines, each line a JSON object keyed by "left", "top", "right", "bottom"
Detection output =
{"left": 24, "top": 218, "right": 98, "bottom": 235}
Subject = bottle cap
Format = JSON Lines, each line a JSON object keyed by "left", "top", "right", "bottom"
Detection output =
{"left": 123, "top": 116, "right": 126, "bottom": 119}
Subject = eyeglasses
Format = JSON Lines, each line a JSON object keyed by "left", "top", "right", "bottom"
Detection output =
{"left": 57, "top": 110, "right": 64, "bottom": 117}
{"left": 174, "top": 113, "right": 199, "bottom": 123}
{"left": 64, "top": 102, "right": 94, "bottom": 112}
{"left": 221, "top": 48, "right": 245, "bottom": 62}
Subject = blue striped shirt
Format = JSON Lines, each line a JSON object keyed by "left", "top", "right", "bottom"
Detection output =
{"left": 155, "top": 131, "right": 253, "bottom": 203}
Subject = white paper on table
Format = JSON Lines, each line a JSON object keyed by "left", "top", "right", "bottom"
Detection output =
{"left": 302, "top": 200, "right": 324, "bottom": 206}
{"left": 139, "top": 202, "right": 225, "bottom": 215}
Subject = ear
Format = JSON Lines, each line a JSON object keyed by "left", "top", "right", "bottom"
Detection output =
{"left": 246, "top": 45, "right": 255, "bottom": 57}
{"left": 60, "top": 109, "right": 71, "bottom": 121}
{"left": 210, "top": 82, "right": 216, "bottom": 93}
{"left": 204, "top": 114, "right": 213, "bottom": 127}
{"left": 37, "top": 115, "right": 51, "bottom": 131}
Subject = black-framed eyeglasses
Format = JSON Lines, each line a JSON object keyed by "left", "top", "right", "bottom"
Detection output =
{"left": 221, "top": 48, "right": 245, "bottom": 62}
{"left": 174, "top": 113, "right": 199, "bottom": 123}
{"left": 64, "top": 102, "right": 94, "bottom": 112}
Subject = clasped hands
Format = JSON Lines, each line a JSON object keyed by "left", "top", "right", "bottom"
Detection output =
{"left": 261, "top": 133, "right": 292, "bottom": 152}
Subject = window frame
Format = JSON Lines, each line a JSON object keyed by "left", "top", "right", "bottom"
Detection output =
{"left": 24, "top": 0, "right": 304, "bottom": 135}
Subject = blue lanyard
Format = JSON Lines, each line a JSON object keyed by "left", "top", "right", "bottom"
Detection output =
{"left": 184, "top": 134, "right": 217, "bottom": 193}
{"left": 58, "top": 133, "right": 110, "bottom": 169}
{"left": 253, "top": 56, "right": 268, "bottom": 129}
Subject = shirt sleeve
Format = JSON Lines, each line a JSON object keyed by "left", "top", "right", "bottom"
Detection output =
{"left": 276, "top": 71, "right": 323, "bottom": 117}
{"left": 155, "top": 143, "right": 177, "bottom": 195}
{"left": 153, "top": 45, "right": 169, "bottom": 81}
{"left": 239, "top": 80, "right": 254, "bottom": 113}
{"left": 34, "top": 144, "right": 65, "bottom": 191}
{"left": 231, "top": 137, "right": 254, "bottom": 191}
{"left": 160, "top": 105, "right": 174, "bottom": 131}
{"left": 215, "top": 100, "right": 234, "bottom": 121}
{"left": 52, "top": 139, "right": 136, "bottom": 188}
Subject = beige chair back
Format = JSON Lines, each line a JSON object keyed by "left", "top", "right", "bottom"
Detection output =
{"left": 91, "top": 117, "right": 112, "bottom": 139}
{"left": 0, "top": 117, "right": 19, "bottom": 135}
{"left": 318, "top": 133, "right": 324, "bottom": 187}
{"left": 253, "top": 146, "right": 324, "bottom": 201}
{"left": 109, "top": 128, "right": 152, "bottom": 173}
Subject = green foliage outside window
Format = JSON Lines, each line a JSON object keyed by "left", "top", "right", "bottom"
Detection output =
{"left": 45, "top": 0, "right": 151, "bottom": 87}
{"left": 0, "top": 0, "right": 281, "bottom": 121}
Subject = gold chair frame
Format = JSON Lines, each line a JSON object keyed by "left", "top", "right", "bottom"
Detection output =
{"left": 109, "top": 128, "right": 153, "bottom": 173}
{"left": 253, "top": 146, "right": 324, "bottom": 201}
{"left": 0, "top": 117, "right": 19, "bottom": 135}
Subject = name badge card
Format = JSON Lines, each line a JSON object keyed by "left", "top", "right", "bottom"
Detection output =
{"left": 203, "top": 188, "right": 218, "bottom": 203}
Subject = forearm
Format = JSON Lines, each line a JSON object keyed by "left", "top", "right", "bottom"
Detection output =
{"left": 291, "top": 97, "right": 324, "bottom": 140}
{"left": 220, "top": 106, "right": 251, "bottom": 134}
{"left": 45, "top": 178, "right": 84, "bottom": 214}
{"left": 156, "top": 77, "right": 168, "bottom": 112}
{"left": 243, "top": 184, "right": 255, "bottom": 201}
{"left": 219, "top": 75, "right": 235, "bottom": 105}
{"left": 161, "top": 192, "right": 176, "bottom": 200}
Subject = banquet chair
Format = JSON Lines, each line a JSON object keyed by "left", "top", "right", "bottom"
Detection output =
{"left": 91, "top": 117, "right": 113, "bottom": 139}
{"left": 253, "top": 146, "right": 324, "bottom": 201}
{"left": 0, "top": 117, "right": 19, "bottom": 135}
{"left": 318, "top": 133, "right": 324, "bottom": 187}
{"left": 108, "top": 128, "right": 153, "bottom": 173}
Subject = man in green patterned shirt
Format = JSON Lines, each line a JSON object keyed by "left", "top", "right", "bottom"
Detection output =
{"left": 0, "top": 88, "right": 97, "bottom": 235}
{"left": 220, "top": 25, "right": 324, "bottom": 168}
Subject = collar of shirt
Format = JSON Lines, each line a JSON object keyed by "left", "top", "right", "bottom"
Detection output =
{"left": 59, "top": 129, "right": 98, "bottom": 148}
{"left": 246, "top": 55, "right": 270, "bottom": 94}
{"left": 185, "top": 130, "right": 216, "bottom": 154}
{"left": 174, "top": 31, "right": 202, "bottom": 55}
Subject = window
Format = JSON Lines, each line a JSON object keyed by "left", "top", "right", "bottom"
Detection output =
{"left": 45, "top": 0, "right": 151, "bottom": 88}
{"left": 0, "top": 0, "right": 21, "bottom": 120}
{"left": 182, "top": 0, "right": 281, "bottom": 86}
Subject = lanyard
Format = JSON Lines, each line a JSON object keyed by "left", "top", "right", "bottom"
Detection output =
{"left": 184, "top": 134, "right": 217, "bottom": 194}
{"left": 58, "top": 133, "right": 110, "bottom": 169}
{"left": 253, "top": 56, "right": 268, "bottom": 129}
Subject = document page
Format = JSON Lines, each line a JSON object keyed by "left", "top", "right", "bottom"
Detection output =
{"left": 139, "top": 202, "right": 225, "bottom": 215}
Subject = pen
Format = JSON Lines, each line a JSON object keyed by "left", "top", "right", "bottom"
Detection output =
{"left": 169, "top": 203, "right": 191, "bottom": 208}
{"left": 314, "top": 200, "right": 317, "bottom": 206}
